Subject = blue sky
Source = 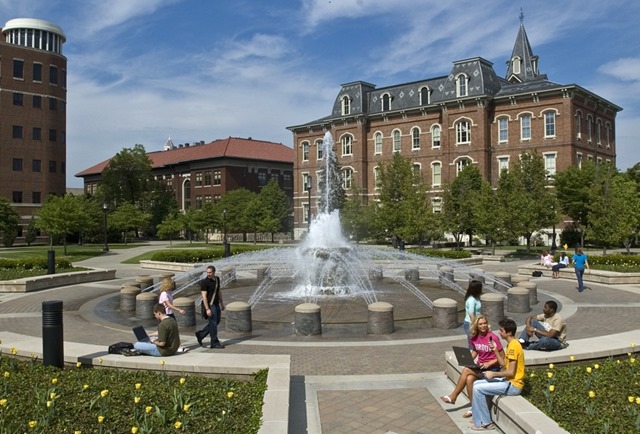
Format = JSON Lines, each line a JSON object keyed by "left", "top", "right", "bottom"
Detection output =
{"left": 2, "top": 0, "right": 639, "bottom": 187}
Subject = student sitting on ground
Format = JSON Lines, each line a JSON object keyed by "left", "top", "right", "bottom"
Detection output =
{"left": 518, "top": 300, "right": 567, "bottom": 351}
{"left": 134, "top": 303, "right": 181, "bottom": 357}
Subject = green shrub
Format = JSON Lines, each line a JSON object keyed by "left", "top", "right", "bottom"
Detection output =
{"left": 150, "top": 245, "right": 290, "bottom": 263}
{"left": 0, "top": 257, "right": 72, "bottom": 270}
{"left": 410, "top": 248, "right": 472, "bottom": 259}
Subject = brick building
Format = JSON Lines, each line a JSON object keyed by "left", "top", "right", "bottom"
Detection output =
{"left": 0, "top": 18, "right": 67, "bottom": 241}
{"left": 287, "top": 22, "right": 621, "bottom": 240}
{"left": 76, "top": 137, "right": 294, "bottom": 210}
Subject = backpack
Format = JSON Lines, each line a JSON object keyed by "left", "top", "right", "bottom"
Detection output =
{"left": 108, "top": 342, "right": 134, "bottom": 355}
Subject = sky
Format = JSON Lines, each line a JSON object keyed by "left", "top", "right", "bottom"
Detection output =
{"left": 2, "top": 0, "right": 640, "bottom": 187}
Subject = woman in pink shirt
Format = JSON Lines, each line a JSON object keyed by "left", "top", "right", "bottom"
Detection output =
{"left": 440, "top": 315, "right": 504, "bottom": 418}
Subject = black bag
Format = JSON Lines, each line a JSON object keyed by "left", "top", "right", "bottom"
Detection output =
{"left": 108, "top": 342, "right": 134, "bottom": 354}
{"left": 532, "top": 270, "right": 543, "bottom": 277}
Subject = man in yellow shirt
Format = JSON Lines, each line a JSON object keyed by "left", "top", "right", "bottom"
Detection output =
{"left": 470, "top": 318, "right": 525, "bottom": 431}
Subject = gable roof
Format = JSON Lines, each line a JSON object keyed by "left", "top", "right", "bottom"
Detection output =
{"left": 75, "top": 137, "right": 293, "bottom": 177}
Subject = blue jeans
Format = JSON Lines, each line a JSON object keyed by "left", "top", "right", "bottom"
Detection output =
{"left": 472, "top": 379, "right": 521, "bottom": 427}
{"left": 519, "top": 320, "right": 562, "bottom": 351}
{"left": 197, "top": 304, "right": 221, "bottom": 347}
{"left": 575, "top": 267, "right": 585, "bottom": 291}
{"left": 463, "top": 321, "right": 472, "bottom": 348}
{"left": 134, "top": 341, "right": 161, "bottom": 356}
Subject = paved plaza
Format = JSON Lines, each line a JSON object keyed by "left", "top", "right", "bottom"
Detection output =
{"left": 1, "top": 243, "right": 639, "bottom": 433}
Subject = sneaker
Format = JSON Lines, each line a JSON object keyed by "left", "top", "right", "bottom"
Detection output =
{"left": 195, "top": 331, "right": 203, "bottom": 347}
{"left": 518, "top": 338, "right": 529, "bottom": 348}
{"left": 211, "top": 342, "right": 225, "bottom": 349}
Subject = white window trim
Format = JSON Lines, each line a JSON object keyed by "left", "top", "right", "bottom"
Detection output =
{"left": 301, "top": 140, "right": 310, "bottom": 162}
{"left": 373, "top": 131, "right": 383, "bottom": 155}
{"left": 392, "top": 129, "right": 402, "bottom": 153}
{"left": 340, "top": 134, "right": 354, "bottom": 156}
{"left": 341, "top": 95, "right": 351, "bottom": 116}
{"left": 542, "top": 110, "right": 557, "bottom": 139}
{"left": 431, "top": 124, "right": 441, "bottom": 148}
{"left": 411, "top": 127, "right": 421, "bottom": 150}
{"left": 519, "top": 112, "right": 533, "bottom": 141}
{"left": 455, "top": 119, "right": 471, "bottom": 145}
{"left": 431, "top": 161, "right": 442, "bottom": 187}
{"left": 496, "top": 155, "right": 510, "bottom": 176}
{"left": 455, "top": 73, "right": 468, "bottom": 98}
{"left": 543, "top": 152, "right": 557, "bottom": 180}
{"left": 497, "top": 117, "right": 509, "bottom": 143}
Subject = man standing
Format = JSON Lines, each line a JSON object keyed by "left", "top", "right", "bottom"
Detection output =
{"left": 133, "top": 304, "right": 181, "bottom": 357}
{"left": 519, "top": 300, "right": 567, "bottom": 351}
{"left": 195, "top": 265, "right": 225, "bottom": 349}
{"left": 470, "top": 318, "right": 525, "bottom": 431}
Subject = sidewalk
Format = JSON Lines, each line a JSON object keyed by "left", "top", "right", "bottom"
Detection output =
{"left": 1, "top": 245, "right": 639, "bottom": 433}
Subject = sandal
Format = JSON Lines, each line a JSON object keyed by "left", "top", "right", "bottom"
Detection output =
{"left": 462, "top": 410, "right": 473, "bottom": 418}
{"left": 440, "top": 395, "right": 455, "bottom": 404}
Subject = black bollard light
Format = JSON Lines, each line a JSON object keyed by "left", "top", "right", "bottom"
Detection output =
{"left": 47, "top": 249, "right": 55, "bottom": 275}
{"left": 42, "top": 300, "right": 64, "bottom": 368}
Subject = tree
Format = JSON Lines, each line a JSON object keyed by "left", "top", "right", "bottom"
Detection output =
{"left": 0, "top": 198, "right": 20, "bottom": 247}
{"left": 109, "top": 202, "right": 151, "bottom": 244}
{"left": 156, "top": 213, "right": 183, "bottom": 246}
{"left": 587, "top": 170, "right": 639, "bottom": 253}
{"left": 100, "top": 144, "right": 154, "bottom": 205}
{"left": 341, "top": 187, "right": 375, "bottom": 243}
{"left": 36, "top": 194, "right": 96, "bottom": 254}
{"left": 554, "top": 162, "right": 597, "bottom": 246}
{"left": 441, "top": 165, "right": 484, "bottom": 248}
{"left": 474, "top": 179, "right": 510, "bottom": 254}
{"left": 25, "top": 215, "right": 38, "bottom": 246}
{"left": 215, "top": 189, "right": 257, "bottom": 238}
{"left": 251, "top": 180, "right": 291, "bottom": 241}
{"left": 375, "top": 153, "right": 434, "bottom": 243}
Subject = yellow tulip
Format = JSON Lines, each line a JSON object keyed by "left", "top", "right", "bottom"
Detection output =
{"left": 10, "top": 348, "right": 17, "bottom": 355}
{"left": 548, "top": 363, "right": 554, "bottom": 369}
{"left": 98, "top": 416, "right": 105, "bottom": 423}
{"left": 135, "top": 383, "right": 142, "bottom": 390}
{"left": 631, "top": 358, "right": 637, "bottom": 364}
{"left": 3, "top": 372, "right": 9, "bottom": 378}
{"left": 51, "top": 378, "right": 58, "bottom": 385}
{"left": 75, "top": 431, "right": 81, "bottom": 434}
{"left": 76, "top": 362, "right": 82, "bottom": 368}
{"left": 134, "top": 396, "right": 141, "bottom": 404}
{"left": 632, "top": 343, "right": 636, "bottom": 349}
{"left": 636, "top": 397, "right": 640, "bottom": 405}
{"left": 100, "top": 389, "right": 109, "bottom": 398}
{"left": 179, "top": 378, "right": 186, "bottom": 385}
{"left": 83, "top": 384, "right": 89, "bottom": 390}
{"left": 586, "top": 367, "right": 592, "bottom": 373}
{"left": 227, "top": 391, "right": 234, "bottom": 399}
{"left": 28, "top": 421, "right": 37, "bottom": 429}
{"left": 146, "top": 406, "right": 153, "bottom": 414}
{"left": 160, "top": 360, "right": 165, "bottom": 366}
{"left": 174, "top": 421, "right": 183, "bottom": 429}
{"left": 50, "top": 392, "right": 56, "bottom": 400}
{"left": 131, "top": 427, "right": 139, "bottom": 434}
{"left": 549, "top": 385, "right": 555, "bottom": 392}
{"left": 589, "top": 391, "right": 596, "bottom": 398}
{"left": 594, "top": 364, "right": 600, "bottom": 369}
{"left": 547, "top": 372, "right": 553, "bottom": 378}
{"left": 530, "top": 373, "right": 536, "bottom": 377}
{"left": 183, "top": 404, "right": 191, "bottom": 412}
{"left": 569, "top": 356, "right": 575, "bottom": 362}
{"left": 629, "top": 396, "right": 635, "bottom": 403}
{"left": 98, "top": 358, "right": 103, "bottom": 364}
{"left": 46, "top": 401, "right": 53, "bottom": 408}
{"left": 0, "top": 399, "right": 7, "bottom": 407}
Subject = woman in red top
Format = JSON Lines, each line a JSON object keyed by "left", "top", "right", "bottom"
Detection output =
{"left": 440, "top": 315, "right": 504, "bottom": 418}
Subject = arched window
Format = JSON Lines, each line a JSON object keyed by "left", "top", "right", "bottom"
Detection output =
{"left": 431, "top": 125, "right": 441, "bottom": 148}
{"left": 302, "top": 141, "right": 309, "bottom": 161}
{"left": 456, "top": 120, "right": 470, "bottom": 144}
{"left": 315, "top": 139, "right": 324, "bottom": 160}
{"left": 456, "top": 74, "right": 468, "bottom": 97}
{"left": 498, "top": 117, "right": 508, "bottom": 143}
{"left": 605, "top": 122, "right": 612, "bottom": 148}
{"left": 587, "top": 115, "right": 593, "bottom": 142}
{"left": 520, "top": 114, "right": 532, "bottom": 140}
{"left": 382, "top": 93, "right": 391, "bottom": 111}
{"left": 393, "top": 130, "right": 401, "bottom": 152}
{"left": 341, "top": 95, "right": 350, "bottom": 115}
{"left": 374, "top": 132, "right": 382, "bottom": 154}
{"left": 596, "top": 119, "right": 602, "bottom": 146}
{"left": 512, "top": 56, "right": 521, "bottom": 75}
{"left": 544, "top": 111, "right": 556, "bottom": 137}
{"left": 341, "top": 135, "right": 353, "bottom": 156}
{"left": 455, "top": 158, "right": 471, "bottom": 175}
{"left": 575, "top": 111, "right": 583, "bottom": 140}
{"left": 419, "top": 87, "right": 430, "bottom": 105}
{"left": 373, "top": 167, "right": 381, "bottom": 189}
{"left": 411, "top": 127, "right": 421, "bottom": 150}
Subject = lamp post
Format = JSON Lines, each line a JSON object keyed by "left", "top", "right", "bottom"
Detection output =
{"left": 102, "top": 202, "right": 109, "bottom": 252}
{"left": 223, "top": 208, "right": 230, "bottom": 258}
{"left": 306, "top": 175, "right": 312, "bottom": 232}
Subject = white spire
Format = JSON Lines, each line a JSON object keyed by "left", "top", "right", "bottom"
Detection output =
{"left": 164, "top": 137, "right": 174, "bottom": 150}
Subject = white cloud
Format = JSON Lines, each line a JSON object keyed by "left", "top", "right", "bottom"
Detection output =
{"left": 598, "top": 58, "right": 640, "bottom": 82}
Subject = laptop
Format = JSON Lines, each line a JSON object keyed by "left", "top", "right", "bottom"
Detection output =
{"left": 452, "top": 346, "right": 481, "bottom": 370}
{"left": 133, "top": 325, "right": 151, "bottom": 342}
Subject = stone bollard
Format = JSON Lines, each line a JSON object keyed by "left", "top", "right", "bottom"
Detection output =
{"left": 404, "top": 268, "right": 420, "bottom": 281}
{"left": 174, "top": 297, "right": 195, "bottom": 327}
{"left": 120, "top": 285, "right": 141, "bottom": 312}
{"left": 469, "top": 273, "right": 485, "bottom": 285}
{"left": 294, "top": 303, "right": 321, "bottom": 336}
{"left": 160, "top": 272, "right": 175, "bottom": 280}
{"left": 493, "top": 271, "right": 512, "bottom": 291}
{"left": 122, "top": 281, "right": 141, "bottom": 289}
{"left": 136, "top": 275, "right": 154, "bottom": 291}
{"left": 432, "top": 298, "right": 458, "bottom": 329}
{"left": 519, "top": 281, "right": 539, "bottom": 306}
{"left": 221, "top": 267, "right": 236, "bottom": 284}
{"left": 367, "top": 302, "right": 394, "bottom": 335}
{"left": 226, "top": 301, "right": 253, "bottom": 333}
{"left": 438, "top": 266, "right": 454, "bottom": 284}
{"left": 136, "top": 292, "right": 158, "bottom": 320}
{"left": 257, "top": 266, "right": 270, "bottom": 282}
{"left": 481, "top": 293, "right": 505, "bottom": 325}
{"left": 507, "top": 286, "right": 531, "bottom": 313}
{"left": 511, "top": 275, "right": 529, "bottom": 286}
{"left": 369, "top": 267, "right": 384, "bottom": 281}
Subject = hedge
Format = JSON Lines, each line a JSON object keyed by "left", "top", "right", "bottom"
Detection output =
{"left": 0, "top": 257, "right": 72, "bottom": 270}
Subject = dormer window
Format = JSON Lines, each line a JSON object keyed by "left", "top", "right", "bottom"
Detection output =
{"left": 419, "top": 87, "right": 431, "bottom": 105}
{"left": 382, "top": 93, "right": 391, "bottom": 111}
{"left": 341, "top": 95, "right": 351, "bottom": 116}
{"left": 456, "top": 74, "right": 468, "bottom": 97}
{"left": 512, "top": 56, "right": 521, "bottom": 75}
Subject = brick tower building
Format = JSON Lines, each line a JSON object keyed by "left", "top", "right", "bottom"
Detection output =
{"left": 0, "top": 18, "right": 67, "bottom": 241}
{"left": 287, "top": 21, "right": 621, "bottom": 239}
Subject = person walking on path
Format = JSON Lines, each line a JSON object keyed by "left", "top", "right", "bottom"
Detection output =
{"left": 195, "top": 265, "right": 225, "bottom": 349}
{"left": 470, "top": 318, "right": 525, "bottom": 431}
{"left": 572, "top": 247, "right": 590, "bottom": 292}
{"left": 463, "top": 280, "right": 483, "bottom": 347}
{"left": 440, "top": 315, "right": 504, "bottom": 418}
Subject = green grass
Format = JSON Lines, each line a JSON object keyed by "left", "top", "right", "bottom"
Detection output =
{"left": 0, "top": 268, "right": 86, "bottom": 280}
{"left": 0, "top": 244, "right": 148, "bottom": 263}
{"left": 525, "top": 352, "right": 640, "bottom": 434}
{"left": 0, "top": 354, "right": 266, "bottom": 433}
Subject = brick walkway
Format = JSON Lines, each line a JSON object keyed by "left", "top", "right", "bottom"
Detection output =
{"left": 1, "top": 244, "right": 639, "bottom": 433}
